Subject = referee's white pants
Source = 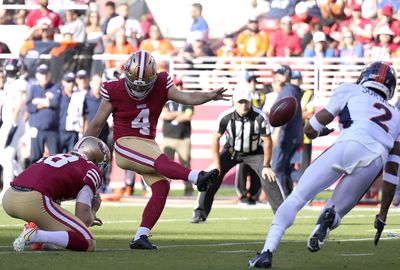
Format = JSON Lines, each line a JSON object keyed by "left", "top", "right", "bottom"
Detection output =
{"left": 264, "top": 140, "right": 383, "bottom": 252}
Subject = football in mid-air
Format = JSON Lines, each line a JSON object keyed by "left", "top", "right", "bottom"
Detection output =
{"left": 268, "top": 96, "right": 297, "bottom": 127}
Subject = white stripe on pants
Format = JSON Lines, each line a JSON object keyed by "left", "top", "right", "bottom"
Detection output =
{"left": 263, "top": 140, "right": 384, "bottom": 252}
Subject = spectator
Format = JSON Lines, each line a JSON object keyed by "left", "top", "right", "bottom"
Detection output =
{"left": 265, "top": 0, "right": 299, "bottom": 19}
{"left": 318, "top": 0, "right": 346, "bottom": 25}
{"left": 236, "top": 17, "right": 269, "bottom": 57}
{"left": 338, "top": 31, "right": 364, "bottom": 59}
{"left": 83, "top": 74, "right": 109, "bottom": 144}
{"left": 0, "top": 41, "right": 11, "bottom": 66}
{"left": 378, "top": 0, "right": 400, "bottom": 14}
{"left": 291, "top": 71, "right": 314, "bottom": 174}
{"left": 58, "top": 72, "right": 80, "bottom": 153}
{"left": 25, "top": 0, "right": 62, "bottom": 30}
{"left": 291, "top": 2, "right": 314, "bottom": 50}
{"left": 26, "top": 64, "right": 60, "bottom": 164}
{"left": 373, "top": 5, "right": 400, "bottom": 44}
{"left": 160, "top": 77, "right": 194, "bottom": 196}
{"left": 188, "top": 3, "right": 209, "bottom": 43}
{"left": 270, "top": 65, "right": 303, "bottom": 197}
{"left": 191, "top": 90, "right": 283, "bottom": 223}
{"left": 139, "top": 24, "right": 177, "bottom": 56}
{"left": 0, "top": 59, "right": 29, "bottom": 200}
{"left": 139, "top": 13, "right": 154, "bottom": 40}
{"left": 105, "top": 29, "right": 136, "bottom": 69}
{"left": 267, "top": 16, "right": 302, "bottom": 57}
{"left": 361, "top": 0, "right": 379, "bottom": 19}
{"left": 85, "top": 10, "right": 105, "bottom": 75}
{"left": 23, "top": 23, "right": 55, "bottom": 44}
{"left": 182, "top": 37, "right": 215, "bottom": 63}
{"left": 0, "top": 9, "right": 14, "bottom": 25}
{"left": 217, "top": 32, "right": 241, "bottom": 58}
{"left": 262, "top": 67, "right": 285, "bottom": 115}
{"left": 60, "top": 10, "right": 85, "bottom": 43}
{"left": 366, "top": 26, "right": 397, "bottom": 60}
{"left": 339, "top": 4, "right": 373, "bottom": 45}
{"left": 106, "top": 2, "right": 141, "bottom": 43}
{"left": 85, "top": 11, "right": 103, "bottom": 44}
{"left": 102, "top": 1, "right": 117, "bottom": 34}
{"left": 303, "top": 31, "right": 337, "bottom": 58}
{"left": 75, "top": 69, "right": 90, "bottom": 93}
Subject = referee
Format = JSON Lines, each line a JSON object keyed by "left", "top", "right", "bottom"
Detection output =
{"left": 191, "top": 90, "right": 284, "bottom": 223}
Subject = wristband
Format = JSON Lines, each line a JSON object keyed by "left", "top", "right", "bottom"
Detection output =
{"left": 383, "top": 172, "right": 399, "bottom": 185}
{"left": 387, "top": 154, "right": 400, "bottom": 164}
{"left": 309, "top": 116, "right": 325, "bottom": 133}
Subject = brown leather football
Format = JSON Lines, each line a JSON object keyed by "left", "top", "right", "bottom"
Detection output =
{"left": 269, "top": 96, "right": 297, "bottom": 127}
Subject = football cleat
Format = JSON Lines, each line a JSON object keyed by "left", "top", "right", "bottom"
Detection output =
{"left": 248, "top": 250, "right": 273, "bottom": 268}
{"left": 13, "top": 222, "right": 38, "bottom": 252}
{"left": 307, "top": 206, "right": 336, "bottom": 252}
{"left": 130, "top": 235, "right": 157, "bottom": 250}
{"left": 196, "top": 169, "right": 219, "bottom": 192}
{"left": 190, "top": 215, "right": 206, "bottom": 224}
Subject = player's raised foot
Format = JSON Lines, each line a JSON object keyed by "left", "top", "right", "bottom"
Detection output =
{"left": 13, "top": 222, "right": 38, "bottom": 252}
{"left": 248, "top": 250, "right": 273, "bottom": 268}
{"left": 196, "top": 169, "right": 220, "bottom": 192}
{"left": 307, "top": 206, "right": 336, "bottom": 252}
{"left": 130, "top": 235, "right": 157, "bottom": 250}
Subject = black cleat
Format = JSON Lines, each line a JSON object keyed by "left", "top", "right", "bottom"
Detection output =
{"left": 248, "top": 250, "right": 273, "bottom": 268}
{"left": 130, "top": 235, "right": 157, "bottom": 250}
{"left": 196, "top": 169, "right": 219, "bottom": 192}
{"left": 307, "top": 206, "right": 336, "bottom": 252}
{"left": 190, "top": 215, "right": 206, "bottom": 224}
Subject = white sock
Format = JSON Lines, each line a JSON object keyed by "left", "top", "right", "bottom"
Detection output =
{"left": 262, "top": 224, "right": 285, "bottom": 253}
{"left": 188, "top": 170, "right": 200, "bottom": 184}
{"left": 134, "top": 227, "right": 151, "bottom": 241}
{"left": 31, "top": 230, "right": 69, "bottom": 248}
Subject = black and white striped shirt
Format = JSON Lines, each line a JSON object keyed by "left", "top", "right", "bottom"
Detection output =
{"left": 215, "top": 107, "right": 271, "bottom": 154}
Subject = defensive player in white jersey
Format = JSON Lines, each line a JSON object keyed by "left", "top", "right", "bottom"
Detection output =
{"left": 0, "top": 59, "right": 29, "bottom": 200}
{"left": 248, "top": 61, "right": 400, "bottom": 268}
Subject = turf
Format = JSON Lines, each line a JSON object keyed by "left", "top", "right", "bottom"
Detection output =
{"left": 0, "top": 200, "right": 399, "bottom": 270}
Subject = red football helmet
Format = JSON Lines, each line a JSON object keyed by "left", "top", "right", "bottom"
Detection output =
{"left": 124, "top": 50, "right": 157, "bottom": 100}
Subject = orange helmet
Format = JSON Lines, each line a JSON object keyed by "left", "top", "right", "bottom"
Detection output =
{"left": 71, "top": 136, "right": 111, "bottom": 172}
{"left": 123, "top": 50, "right": 157, "bottom": 100}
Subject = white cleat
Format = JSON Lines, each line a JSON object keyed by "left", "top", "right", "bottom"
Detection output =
{"left": 13, "top": 223, "right": 38, "bottom": 252}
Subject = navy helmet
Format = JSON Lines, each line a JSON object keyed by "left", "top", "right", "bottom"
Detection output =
{"left": 356, "top": 61, "right": 397, "bottom": 100}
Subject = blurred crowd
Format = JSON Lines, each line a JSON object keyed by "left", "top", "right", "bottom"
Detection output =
{"left": 1, "top": 0, "right": 400, "bottom": 201}
{"left": 0, "top": 0, "right": 400, "bottom": 70}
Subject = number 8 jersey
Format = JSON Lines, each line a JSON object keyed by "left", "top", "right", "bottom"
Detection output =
{"left": 11, "top": 154, "right": 103, "bottom": 202}
{"left": 100, "top": 72, "right": 174, "bottom": 140}
{"left": 326, "top": 82, "right": 400, "bottom": 159}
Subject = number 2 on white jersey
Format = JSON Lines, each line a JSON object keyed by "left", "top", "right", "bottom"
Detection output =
{"left": 131, "top": 108, "right": 150, "bottom": 135}
{"left": 370, "top": 103, "right": 392, "bottom": 132}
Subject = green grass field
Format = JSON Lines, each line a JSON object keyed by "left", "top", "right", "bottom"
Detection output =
{"left": 1, "top": 199, "right": 400, "bottom": 270}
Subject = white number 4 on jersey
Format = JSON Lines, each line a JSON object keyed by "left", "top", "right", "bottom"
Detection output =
{"left": 131, "top": 108, "right": 150, "bottom": 135}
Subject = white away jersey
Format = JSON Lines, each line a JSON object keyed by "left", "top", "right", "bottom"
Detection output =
{"left": 326, "top": 83, "right": 400, "bottom": 157}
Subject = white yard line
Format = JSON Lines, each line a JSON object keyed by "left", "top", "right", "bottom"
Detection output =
{"left": 0, "top": 237, "right": 399, "bottom": 254}
{"left": 341, "top": 253, "right": 374, "bottom": 257}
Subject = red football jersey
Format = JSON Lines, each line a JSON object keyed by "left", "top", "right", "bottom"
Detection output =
{"left": 100, "top": 72, "right": 174, "bottom": 141}
{"left": 11, "top": 154, "right": 103, "bottom": 202}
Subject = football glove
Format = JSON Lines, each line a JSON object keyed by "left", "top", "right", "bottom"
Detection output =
{"left": 374, "top": 215, "right": 386, "bottom": 246}
{"left": 5, "top": 125, "right": 18, "bottom": 147}
{"left": 319, "top": 127, "right": 334, "bottom": 137}
{"left": 92, "top": 217, "right": 103, "bottom": 227}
